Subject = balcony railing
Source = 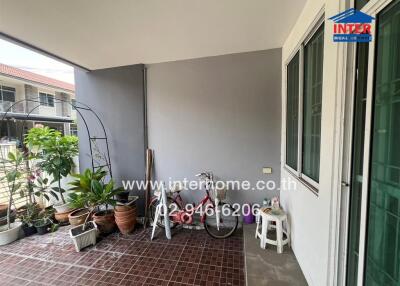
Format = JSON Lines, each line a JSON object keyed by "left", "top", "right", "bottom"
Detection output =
{"left": 0, "top": 101, "right": 25, "bottom": 114}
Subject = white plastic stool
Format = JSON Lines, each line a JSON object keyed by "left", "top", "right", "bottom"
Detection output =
{"left": 255, "top": 207, "right": 290, "bottom": 253}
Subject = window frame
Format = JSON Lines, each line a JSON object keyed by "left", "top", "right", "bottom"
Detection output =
{"left": 284, "top": 18, "right": 325, "bottom": 191}
{"left": 0, "top": 85, "right": 16, "bottom": 103}
{"left": 39, "top": 92, "right": 55, "bottom": 107}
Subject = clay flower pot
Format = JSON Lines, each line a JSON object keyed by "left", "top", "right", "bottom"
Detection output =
{"left": 68, "top": 208, "right": 90, "bottom": 226}
{"left": 93, "top": 210, "right": 116, "bottom": 234}
{"left": 114, "top": 206, "right": 137, "bottom": 235}
{"left": 55, "top": 209, "right": 74, "bottom": 224}
{"left": 115, "top": 205, "right": 132, "bottom": 212}
{"left": 114, "top": 208, "right": 135, "bottom": 219}
{"left": 0, "top": 204, "right": 8, "bottom": 217}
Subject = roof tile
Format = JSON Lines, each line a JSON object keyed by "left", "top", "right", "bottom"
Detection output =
{"left": 0, "top": 63, "right": 74, "bottom": 92}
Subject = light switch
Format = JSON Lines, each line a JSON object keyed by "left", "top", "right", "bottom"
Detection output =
{"left": 263, "top": 167, "right": 272, "bottom": 174}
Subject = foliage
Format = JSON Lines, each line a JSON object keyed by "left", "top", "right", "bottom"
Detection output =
{"left": 68, "top": 168, "right": 122, "bottom": 211}
{"left": 19, "top": 203, "right": 40, "bottom": 227}
{"left": 31, "top": 176, "right": 62, "bottom": 202}
{"left": 25, "top": 127, "right": 79, "bottom": 204}
{"left": 0, "top": 150, "right": 27, "bottom": 229}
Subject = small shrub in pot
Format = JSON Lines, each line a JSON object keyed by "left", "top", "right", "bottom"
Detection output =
{"left": 68, "top": 168, "right": 123, "bottom": 234}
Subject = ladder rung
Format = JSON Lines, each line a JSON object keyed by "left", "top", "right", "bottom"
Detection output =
{"left": 94, "top": 165, "right": 110, "bottom": 169}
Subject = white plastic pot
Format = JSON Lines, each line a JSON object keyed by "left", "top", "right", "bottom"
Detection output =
{"left": 54, "top": 203, "right": 71, "bottom": 213}
{"left": 0, "top": 222, "right": 22, "bottom": 246}
{"left": 69, "top": 221, "right": 98, "bottom": 252}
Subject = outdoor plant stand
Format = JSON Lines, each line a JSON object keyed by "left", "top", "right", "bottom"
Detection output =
{"left": 70, "top": 221, "right": 98, "bottom": 252}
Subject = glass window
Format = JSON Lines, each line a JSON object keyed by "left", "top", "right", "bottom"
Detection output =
{"left": 47, "top": 95, "right": 54, "bottom": 107}
{"left": 39, "top": 92, "right": 55, "bottom": 107}
{"left": 285, "top": 22, "right": 324, "bottom": 187}
{"left": 70, "top": 124, "right": 78, "bottom": 136}
{"left": 286, "top": 53, "right": 300, "bottom": 170}
{"left": 302, "top": 24, "right": 324, "bottom": 182}
{"left": 39, "top": 92, "right": 47, "bottom": 105}
{"left": 0, "top": 85, "right": 16, "bottom": 102}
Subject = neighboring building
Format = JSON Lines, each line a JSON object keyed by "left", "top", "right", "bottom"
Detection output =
{"left": 0, "top": 63, "right": 77, "bottom": 140}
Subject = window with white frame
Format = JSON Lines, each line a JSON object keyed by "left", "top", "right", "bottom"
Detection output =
{"left": 70, "top": 123, "right": 78, "bottom": 136}
{"left": 286, "top": 22, "right": 324, "bottom": 187}
{"left": 39, "top": 92, "right": 55, "bottom": 107}
{"left": 0, "top": 85, "right": 16, "bottom": 102}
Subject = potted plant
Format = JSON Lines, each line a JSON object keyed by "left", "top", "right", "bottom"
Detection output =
{"left": 0, "top": 150, "right": 25, "bottom": 245}
{"left": 68, "top": 208, "right": 90, "bottom": 226}
{"left": 33, "top": 207, "right": 57, "bottom": 235}
{"left": 69, "top": 221, "right": 98, "bottom": 252}
{"left": 19, "top": 203, "right": 40, "bottom": 236}
{"left": 25, "top": 127, "right": 78, "bottom": 220}
{"left": 34, "top": 218, "right": 52, "bottom": 235}
{"left": 68, "top": 168, "right": 122, "bottom": 234}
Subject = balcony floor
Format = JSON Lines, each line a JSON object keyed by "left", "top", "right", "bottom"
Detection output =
{"left": 243, "top": 224, "right": 307, "bottom": 286}
{"left": 0, "top": 226, "right": 245, "bottom": 286}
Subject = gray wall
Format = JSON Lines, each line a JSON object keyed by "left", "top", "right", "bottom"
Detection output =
{"left": 147, "top": 49, "right": 282, "bottom": 204}
{"left": 74, "top": 65, "right": 146, "bottom": 210}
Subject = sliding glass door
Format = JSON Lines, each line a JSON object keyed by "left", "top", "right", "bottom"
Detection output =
{"left": 364, "top": 1, "right": 400, "bottom": 285}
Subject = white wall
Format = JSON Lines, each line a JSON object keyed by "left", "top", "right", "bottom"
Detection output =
{"left": 280, "top": 1, "right": 349, "bottom": 286}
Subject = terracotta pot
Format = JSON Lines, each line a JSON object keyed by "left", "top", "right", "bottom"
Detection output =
{"left": 115, "top": 206, "right": 137, "bottom": 235}
{"left": 68, "top": 208, "right": 90, "bottom": 226}
{"left": 55, "top": 209, "right": 74, "bottom": 224}
{"left": 115, "top": 215, "right": 136, "bottom": 235}
{"left": 0, "top": 204, "right": 9, "bottom": 217}
{"left": 93, "top": 210, "right": 116, "bottom": 234}
{"left": 53, "top": 203, "right": 71, "bottom": 213}
{"left": 115, "top": 205, "right": 132, "bottom": 212}
{"left": 114, "top": 208, "right": 136, "bottom": 219}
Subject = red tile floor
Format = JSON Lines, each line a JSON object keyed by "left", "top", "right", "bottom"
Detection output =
{"left": 0, "top": 226, "right": 245, "bottom": 286}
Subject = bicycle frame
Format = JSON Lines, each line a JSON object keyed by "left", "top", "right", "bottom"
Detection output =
{"left": 169, "top": 189, "right": 215, "bottom": 224}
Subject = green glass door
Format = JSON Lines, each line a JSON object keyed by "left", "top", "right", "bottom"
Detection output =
{"left": 365, "top": 1, "right": 400, "bottom": 285}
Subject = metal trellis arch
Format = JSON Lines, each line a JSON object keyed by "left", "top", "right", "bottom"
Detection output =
{"left": 0, "top": 97, "right": 112, "bottom": 177}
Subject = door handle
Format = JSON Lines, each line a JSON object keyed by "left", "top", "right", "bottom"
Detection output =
{"left": 341, "top": 181, "right": 350, "bottom": 187}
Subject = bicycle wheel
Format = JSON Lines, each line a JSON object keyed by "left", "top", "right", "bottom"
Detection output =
{"left": 149, "top": 197, "right": 179, "bottom": 229}
{"left": 204, "top": 202, "right": 238, "bottom": 239}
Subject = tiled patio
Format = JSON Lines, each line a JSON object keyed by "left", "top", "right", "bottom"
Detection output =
{"left": 0, "top": 226, "right": 245, "bottom": 286}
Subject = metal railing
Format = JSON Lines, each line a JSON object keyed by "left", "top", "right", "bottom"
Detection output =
{"left": 0, "top": 101, "right": 25, "bottom": 114}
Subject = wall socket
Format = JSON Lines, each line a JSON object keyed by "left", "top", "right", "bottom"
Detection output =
{"left": 262, "top": 167, "right": 272, "bottom": 174}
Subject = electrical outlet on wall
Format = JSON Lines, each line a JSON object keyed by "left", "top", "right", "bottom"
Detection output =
{"left": 262, "top": 167, "right": 272, "bottom": 174}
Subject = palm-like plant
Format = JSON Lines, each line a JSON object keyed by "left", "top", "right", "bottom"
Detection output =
{"left": 68, "top": 168, "right": 122, "bottom": 214}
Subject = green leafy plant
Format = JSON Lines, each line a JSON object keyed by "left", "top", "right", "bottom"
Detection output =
{"left": 19, "top": 203, "right": 40, "bottom": 227}
{"left": 68, "top": 168, "right": 122, "bottom": 212}
{"left": 25, "top": 127, "right": 79, "bottom": 205}
{"left": 32, "top": 176, "right": 61, "bottom": 202}
{"left": 0, "top": 150, "right": 26, "bottom": 229}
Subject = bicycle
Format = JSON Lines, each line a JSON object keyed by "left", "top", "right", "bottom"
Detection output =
{"left": 149, "top": 172, "right": 239, "bottom": 239}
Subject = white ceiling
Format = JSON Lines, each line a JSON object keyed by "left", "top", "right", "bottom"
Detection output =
{"left": 0, "top": 0, "right": 306, "bottom": 70}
